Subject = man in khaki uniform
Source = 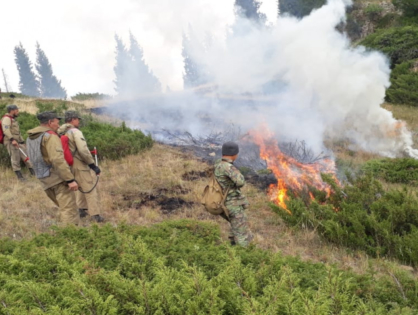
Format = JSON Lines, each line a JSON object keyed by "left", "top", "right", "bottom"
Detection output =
{"left": 58, "top": 111, "right": 104, "bottom": 222}
{"left": 1, "top": 105, "right": 35, "bottom": 180}
{"left": 27, "top": 111, "right": 80, "bottom": 225}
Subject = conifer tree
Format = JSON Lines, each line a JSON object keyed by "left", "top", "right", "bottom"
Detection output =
{"left": 13, "top": 43, "right": 39, "bottom": 97}
{"left": 129, "top": 33, "right": 161, "bottom": 95}
{"left": 35, "top": 43, "right": 67, "bottom": 99}
{"left": 113, "top": 35, "right": 133, "bottom": 96}
{"left": 182, "top": 31, "right": 212, "bottom": 89}
{"left": 182, "top": 34, "right": 201, "bottom": 89}
{"left": 235, "top": 0, "right": 266, "bottom": 23}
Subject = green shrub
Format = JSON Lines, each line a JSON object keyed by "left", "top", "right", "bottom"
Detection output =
{"left": 274, "top": 174, "right": 418, "bottom": 266}
{"left": 360, "top": 26, "right": 418, "bottom": 68}
{"left": 0, "top": 102, "right": 153, "bottom": 167}
{"left": 364, "top": 4, "right": 384, "bottom": 21}
{"left": 385, "top": 60, "right": 418, "bottom": 105}
{"left": 393, "top": 0, "right": 418, "bottom": 20}
{"left": 81, "top": 120, "right": 153, "bottom": 160}
{"left": 71, "top": 92, "right": 112, "bottom": 101}
{"left": 1, "top": 220, "right": 418, "bottom": 313}
{"left": 362, "top": 158, "right": 418, "bottom": 185}
{"left": 35, "top": 100, "right": 69, "bottom": 115}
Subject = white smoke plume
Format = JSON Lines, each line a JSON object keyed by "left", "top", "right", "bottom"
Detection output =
{"left": 122, "top": 0, "right": 417, "bottom": 159}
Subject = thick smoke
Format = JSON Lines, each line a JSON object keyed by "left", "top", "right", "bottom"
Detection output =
{"left": 115, "top": 0, "right": 417, "bottom": 159}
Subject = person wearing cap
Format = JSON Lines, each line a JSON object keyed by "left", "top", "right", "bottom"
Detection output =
{"left": 58, "top": 111, "right": 104, "bottom": 223}
{"left": 1, "top": 104, "right": 35, "bottom": 180}
{"left": 26, "top": 111, "right": 79, "bottom": 225}
{"left": 214, "top": 141, "right": 253, "bottom": 247}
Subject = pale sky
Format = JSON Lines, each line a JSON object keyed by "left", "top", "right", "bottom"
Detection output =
{"left": 0, "top": 0, "right": 277, "bottom": 97}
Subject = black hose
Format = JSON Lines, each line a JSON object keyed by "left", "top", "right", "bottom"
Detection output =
{"left": 77, "top": 176, "right": 100, "bottom": 194}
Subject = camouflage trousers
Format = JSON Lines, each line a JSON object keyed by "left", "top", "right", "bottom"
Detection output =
{"left": 221, "top": 204, "right": 253, "bottom": 247}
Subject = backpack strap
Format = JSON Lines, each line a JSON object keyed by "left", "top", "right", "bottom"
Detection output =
{"left": 212, "top": 172, "right": 230, "bottom": 218}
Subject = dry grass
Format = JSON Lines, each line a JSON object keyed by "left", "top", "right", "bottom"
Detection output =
{"left": 383, "top": 103, "right": 418, "bottom": 144}
{"left": 4, "top": 98, "right": 87, "bottom": 115}
{"left": 0, "top": 101, "right": 417, "bottom": 279}
{"left": 1, "top": 142, "right": 416, "bottom": 278}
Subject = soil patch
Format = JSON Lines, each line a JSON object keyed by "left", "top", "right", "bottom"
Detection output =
{"left": 156, "top": 185, "right": 191, "bottom": 195}
{"left": 158, "top": 197, "right": 195, "bottom": 214}
{"left": 120, "top": 189, "right": 195, "bottom": 213}
{"left": 182, "top": 170, "right": 209, "bottom": 181}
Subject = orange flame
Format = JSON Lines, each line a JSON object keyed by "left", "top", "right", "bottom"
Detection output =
{"left": 249, "top": 126, "right": 339, "bottom": 213}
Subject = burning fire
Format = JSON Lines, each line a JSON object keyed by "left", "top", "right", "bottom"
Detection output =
{"left": 249, "top": 126, "right": 339, "bottom": 213}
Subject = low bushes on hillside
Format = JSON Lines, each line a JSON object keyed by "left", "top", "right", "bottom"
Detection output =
{"left": 71, "top": 92, "right": 112, "bottom": 101}
{"left": 0, "top": 220, "right": 417, "bottom": 313}
{"left": 0, "top": 92, "right": 30, "bottom": 99}
{"left": 275, "top": 174, "right": 418, "bottom": 266}
{"left": 360, "top": 26, "right": 418, "bottom": 106}
{"left": 393, "top": 0, "right": 418, "bottom": 21}
{"left": 385, "top": 60, "right": 418, "bottom": 105}
{"left": 362, "top": 158, "right": 418, "bottom": 186}
{"left": 0, "top": 102, "right": 152, "bottom": 168}
{"left": 81, "top": 120, "right": 153, "bottom": 160}
{"left": 360, "top": 26, "right": 418, "bottom": 68}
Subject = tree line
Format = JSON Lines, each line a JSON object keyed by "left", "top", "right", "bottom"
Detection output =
{"left": 15, "top": 0, "right": 415, "bottom": 101}
{"left": 14, "top": 42, "right": 67, "bottom": 99}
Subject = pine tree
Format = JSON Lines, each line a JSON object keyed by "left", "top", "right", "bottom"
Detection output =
{"left": 182, "top": 34, "right": 201, "bottom": 89}
{"left": 35, "top": 43, "right": 67, "bottom": 99}
{"left": 235, "top": 0, "right": 266, "bottom": 23}
{"left": 182, "top": 31, "right": 212, "bottom": 89}
{"left": 129, "top": 33, "right": 161, "bottom": 95}
{"left": 13, "top": 43, "right": 39, "bottom": 97}
{"left": 113, "top": 35, "right": 133, "bottom": 96}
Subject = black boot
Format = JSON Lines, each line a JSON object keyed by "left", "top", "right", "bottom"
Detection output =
{"left": 29, "top": 168, "right": 36, "bottom": 176}
{"left": 91, "top": 214, "right": 105, "bottom": 223}
{"left": 15, "top": 171, "right": 25, "bottom": 181}
{"left": 229, "top": 236, "right": 236, "bottom": 246}
{"left": 79, "top": 209, "right": 89, "bottom": 218}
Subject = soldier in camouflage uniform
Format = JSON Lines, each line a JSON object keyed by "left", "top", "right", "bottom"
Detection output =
{"left": 214, "top": 141, "right": 253, "bottom": 247}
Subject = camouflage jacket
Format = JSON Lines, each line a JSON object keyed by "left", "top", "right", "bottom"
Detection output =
{"left": 214, "top": 158, "right": 249, "bottom": 207}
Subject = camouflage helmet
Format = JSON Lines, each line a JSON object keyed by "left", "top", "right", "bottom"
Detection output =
{"left": 64, "top": 110, "right": 82, "bottom": 122}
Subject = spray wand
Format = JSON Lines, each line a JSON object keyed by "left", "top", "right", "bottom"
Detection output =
{"left": 18, "top": 147, "right": 30, "bottom": 162}
{"left": 90, "top": 147, "right": 98, "bottom": 166}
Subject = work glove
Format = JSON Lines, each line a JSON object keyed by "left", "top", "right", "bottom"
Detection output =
{"left": 89, "top": 163, "right": 101, "bottom": 175}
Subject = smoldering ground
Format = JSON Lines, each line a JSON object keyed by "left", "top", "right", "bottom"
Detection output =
{"left": 99, "top": 0, "right": 417, "bottom": 163}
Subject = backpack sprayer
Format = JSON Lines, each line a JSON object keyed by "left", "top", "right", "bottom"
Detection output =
{"left": 20, "top": 139, "right": 100, "bottom": 194}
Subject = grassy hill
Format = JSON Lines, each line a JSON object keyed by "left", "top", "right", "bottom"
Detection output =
{"left": 1, "top": 96, "right": 418, "bottom": 311}
{"left": 1, "top": 1, "right": 418, "bottom": 311}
